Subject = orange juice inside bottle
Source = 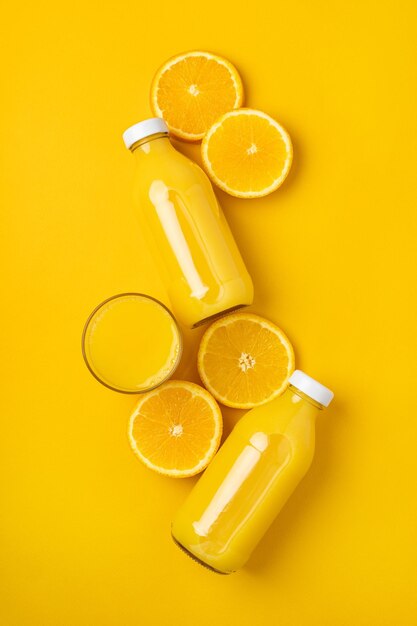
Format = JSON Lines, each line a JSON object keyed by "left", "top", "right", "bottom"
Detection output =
{"left": 82, "top": 293, "right": 181, "bottom": 393}
{"left": 123, "top": 119, "right": 254, "bottom": 328}
{"left": 172, "top": 371, "right": 334, "bottom": 573}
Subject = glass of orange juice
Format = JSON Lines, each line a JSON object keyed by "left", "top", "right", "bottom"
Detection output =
{"left": 82, "top": 293, "right": 182, "bottom": 393}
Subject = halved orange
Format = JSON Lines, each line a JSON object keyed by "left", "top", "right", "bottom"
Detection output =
{"left": 128, "top": 380, "right": 222, "bottom": 477}
{"left": 201, "top": 108, "right": 293, "bottom": 198}
{"left": 198, "top": 313, "right": 295, "bottom": 409}
{"left": 150, "top": 51, "right": 243, "bottom": 142}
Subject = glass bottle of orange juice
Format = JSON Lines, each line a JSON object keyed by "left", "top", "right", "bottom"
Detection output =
{"left": 171, "top": 370, "right": 334, "bottom": 573}
{"left": 123, "top": 118, "right": 254, "bottom": 328}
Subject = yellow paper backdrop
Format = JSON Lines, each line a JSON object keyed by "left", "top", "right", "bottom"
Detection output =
{"left": 1, "top": 1, "right": 417, "bottom": 624}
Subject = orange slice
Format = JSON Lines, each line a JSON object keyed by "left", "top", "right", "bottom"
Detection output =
{"left": 198, "top": 313, "right": 295, "bottom": 409}
{"left": 150, "top": 51, "right": 243, "bottom": 142}
{"left": 201, "top": 108, "right": 293, "bottom": 198}
{"left": 128, "top": 380, "right": 222, "bottom": 477}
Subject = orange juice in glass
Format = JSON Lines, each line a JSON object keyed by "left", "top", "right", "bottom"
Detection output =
{"left": 82, "top": 293, "right": 182, "bottom": 393}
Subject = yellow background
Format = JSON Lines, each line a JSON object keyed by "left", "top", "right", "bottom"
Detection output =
{"left": 1, "top": 1, "right": 417, "bottom": 624}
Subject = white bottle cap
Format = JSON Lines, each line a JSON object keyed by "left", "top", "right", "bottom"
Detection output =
{"left": 288, "top": 370, "right": 334, "bottom": 407}
{"left": 122, "top": 118, "right": 168, "bottom": 149}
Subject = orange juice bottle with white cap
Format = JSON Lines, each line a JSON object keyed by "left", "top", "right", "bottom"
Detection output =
{"left": 171, "top": 370, "right": 334, "bottom": 573}
{"left": 123, "top": 118, "right": 253, "bottom": 328}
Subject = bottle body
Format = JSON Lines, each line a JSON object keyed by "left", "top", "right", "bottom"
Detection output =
{"left": 131, "top": 134, "right": 253, "bottom": 328}
{"left": 172, "top": 386, "right": 322, "bottom": 573}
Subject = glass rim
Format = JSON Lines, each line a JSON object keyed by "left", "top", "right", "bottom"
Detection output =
{"left": 81, "top": 292, "right": 183, "bottom": 394}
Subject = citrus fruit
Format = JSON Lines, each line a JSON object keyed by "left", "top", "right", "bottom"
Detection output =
{"left": 150, "top": 51, "right": 243, "bottom": 142}
{"left": 201, "top": 108, "right": 293, "bottom": 198}
{"left": 128, "top": 380, "right": 222, "bottom": 477}
{"left": 197, "top": 313, "right": 295, "bottom": 408}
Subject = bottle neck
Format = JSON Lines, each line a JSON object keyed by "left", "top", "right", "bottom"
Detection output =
{"left": 288, "top": 384, "right": 325, "bottom": 411}
{"left": 130, "top": 132, "right": 171, "bottom": 159}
